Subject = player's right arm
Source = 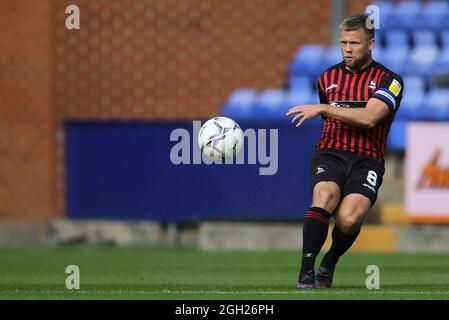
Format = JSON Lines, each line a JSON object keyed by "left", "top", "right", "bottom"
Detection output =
{"left": 287, "top": 73, "right": 404, "bottom": 129}
{"left": 320, "top": 73, "right": 404, "bottom": 128}
{"left": 287, "top": 98, "right": 391, "bottom": 129}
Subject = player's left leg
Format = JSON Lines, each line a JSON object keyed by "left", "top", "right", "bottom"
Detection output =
{"left": 315, "top": 156, "right": 385, "bottom": 288}
{"left": 314, "top": 193, "right": 371, "bottom": 288}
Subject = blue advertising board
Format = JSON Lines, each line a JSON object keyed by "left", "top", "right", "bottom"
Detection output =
{"left": 65, "top": 120, "right": 322, "bottom": 222}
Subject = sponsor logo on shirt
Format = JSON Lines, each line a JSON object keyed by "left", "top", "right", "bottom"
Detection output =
{"left": 325, "top": 84, "right": 337, "bottom": 92}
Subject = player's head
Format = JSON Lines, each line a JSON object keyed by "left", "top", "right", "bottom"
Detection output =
{"left": 339, "top": 15, "right": 375, "bottom": 71}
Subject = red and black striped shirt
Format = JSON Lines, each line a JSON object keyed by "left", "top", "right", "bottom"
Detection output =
{"left": 317, "top": 60, "right": 404, "bottom": 162}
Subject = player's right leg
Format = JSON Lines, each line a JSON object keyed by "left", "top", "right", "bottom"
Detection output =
{"left": 297, "top": 150, "right": 346, "bottom": 289}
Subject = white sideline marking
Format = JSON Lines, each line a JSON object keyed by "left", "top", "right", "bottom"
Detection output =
{"left": 1, "top": 289, "right": 449, "bottom": 295}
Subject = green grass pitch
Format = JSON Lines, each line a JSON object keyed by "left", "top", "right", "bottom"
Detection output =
{"left": 0, "top": 245, "right": 448, "bottom": 299}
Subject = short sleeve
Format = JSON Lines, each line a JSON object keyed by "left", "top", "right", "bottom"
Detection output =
{"left": 318, "top": 76, "right": 328, "bottom": 104}
{"left": 371, "top": 73, "right": 404, "bottom": 112}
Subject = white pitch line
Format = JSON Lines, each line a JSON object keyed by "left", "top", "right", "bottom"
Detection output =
{"left": 0, "top": 289, "right": 449, "bottom": 295}
{"left": 160, "top": 290, "right": 449, "bottom": 295}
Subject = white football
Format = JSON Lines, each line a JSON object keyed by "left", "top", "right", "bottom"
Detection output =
{"left": 198, "top": 116, "right": 244, "bottom": 162}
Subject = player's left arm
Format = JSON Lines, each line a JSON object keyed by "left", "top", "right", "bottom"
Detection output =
{"left": 287, "top": 74, "right": 404, "bottom": 128}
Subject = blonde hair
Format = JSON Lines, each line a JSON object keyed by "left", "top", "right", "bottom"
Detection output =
{"left": 340, "top": 15, "right": 375, "bottom": 41}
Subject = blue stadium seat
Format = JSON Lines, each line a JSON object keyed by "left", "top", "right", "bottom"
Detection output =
{"left": 387, "top": 120, "right": 407, "bottom": 151}
{"left": 371, "top": 1, "right": 394, "bottom": 30}
{"left": 282, "top": 90, "right": 313, "bottom": 113}
{"left": 289, "top": 44, "right": 327, "bottom": 78}
{"left": 289, "top": 75, "right": 312, "bottom": 91}
{"left": 396, "top": 86, "right": 424, "bottom": 120}
{"left": 416, "top": 1, "right": 449, "bottom": 30}
{"left": 252, "top": 89, "right": 287, "bottom": 118}
{"left": 440, "top": 30, "right": 449, "bottom": 49}
{"left": 284, "top": 90, "right": 322, "bottom": 125}
{"left": 308, "top": 91, "right": 320, "bottom": 105}
{"left": 396, "top": 87, "right": 426, "bottom": 120}
{"left": 404, "top": 46, "right": 438, "bottom": 78}
{"left": 322, "top": 45, "right": 342, "bottom": 68}
{"left": 412, "top": 30, "right": 437, "bottom": 47}
{"left": 431, "top": 47, "right": 449, "bottom": 76}
{"left": 221, "top": 89, "right": 257, "bottom": 119}
{"left": 384, "top": 31, "right": 409, "bottom": 48}
{"left": 372, "top": 46, "right": 384, "bottom": 62}
{"left": 426, "top": 89, "right": 449, "bottom": 120}
{"left": 386, "top": 1, "right": 421, "bottom": 30}
{"left": 376, "top": 46, "right": 409, "bottom": 75}
{"left": 442, "top": 14, "right": 449, "bottom": 30}
{"left": 286, "top": 90, "right": 313, "bottom": 105}
{"left": 367, "top": 0, "right": 392, "bottom": 45}
{"left": 403, "top": 75, "right": 425, "bottom": 92}
{"left": 374, "top": 30, "right": 384, "bottom": 48}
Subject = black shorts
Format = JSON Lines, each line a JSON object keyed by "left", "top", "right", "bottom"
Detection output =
{"left": 310, "top": 148, "right": 385, "bottom": 206}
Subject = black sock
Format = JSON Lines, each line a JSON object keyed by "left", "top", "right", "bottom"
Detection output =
{"left": 321, "top": 225, "right": 360, "bottom": 268}
{"left": 300, "top": 207, "right": 333, "bottom": 273}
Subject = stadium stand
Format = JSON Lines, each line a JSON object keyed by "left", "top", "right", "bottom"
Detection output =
{"left": 222, "top": 0, "right": 449, "bottom": 151}
{"left": 221, "top": 89, "right": 258, "bottom": 119}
